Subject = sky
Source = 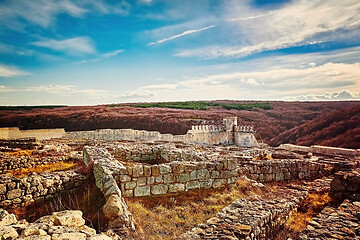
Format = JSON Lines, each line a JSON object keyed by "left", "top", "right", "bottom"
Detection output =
{"left": 0, "top": 0, "right": 360, "bottom": 106}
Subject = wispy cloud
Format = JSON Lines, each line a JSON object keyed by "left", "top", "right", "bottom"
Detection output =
{"left": 147, "top": 25, "right": 215, "bottom": 45}
{"left": 0, "top": 0, "right": 131, "bottom": 31}
{"left": 176, "top": 0, "right": 360, "bottom": 59}
{"left": 32, "top": 37, "right": 96, "bottom": 55}
{"left": 226, "top": 11, "right": 274, "bottom": 22}
{"left": 0, "top": 65, "right": 29, "bottom": 77}
{"left": 75, "top": 49, "right": 124, "bottom": 64}
{"left": 0, "top": 0, "right": 86, "bottom": 30}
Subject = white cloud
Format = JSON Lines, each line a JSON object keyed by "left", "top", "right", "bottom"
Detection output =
{"left": 290, "top": 90, "right": 360, "bottom": 101}
{"left": 120, "top": 91, "right": 155, "bottom": 99}
{"left": 76, "top": 49, "right": 124, "bottom": 64}
{"left": 32, "top": 37, "right": 96, "bottom": 55}
{"left": 0, "top": 65, "right": 29, "bottom": 77}
{"left": 176, "top": 0, "right": 360, "bottom": 59}
{"left": 25, "top": 85, "right": 76, "bottom": 94}
{"left": 140, "top": 84, "right": 178, "bottom": 90}
{"left": 148, "top": 25, "right": 216, "bottom": 45}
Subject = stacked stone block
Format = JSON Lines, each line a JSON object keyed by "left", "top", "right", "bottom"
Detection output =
{"left": 115, "top": 159, "right": 238, "bottom": 197}
{"left": 0, "top": 152, "right": 69, "bottom": 172}
{"left": 0, "top": 138, "right": 39, "bottom": 150}
{"left": 239, "top": 159, "right": 336, "bottom": 183}
{"left": 0, "top": 171, "right": 88, "bottom": 208}
{"left": 330, "top": 168, "right": 360, "bottom": 201}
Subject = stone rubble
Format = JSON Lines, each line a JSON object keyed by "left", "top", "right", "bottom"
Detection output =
{"left": 298, "top": 199, "right": 360, "bottom": 240}
{"left": 0, "top": 208, "right": 118, "bottom": 240}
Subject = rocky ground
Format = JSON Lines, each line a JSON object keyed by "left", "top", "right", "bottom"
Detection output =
{"left": 0, "top": 138, "right": 359, "bottom": 239}
{"left": 0, "top": 208, "right": 119, "bottom": 240}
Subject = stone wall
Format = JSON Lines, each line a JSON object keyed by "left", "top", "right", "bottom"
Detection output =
{"left": 65, "top": 117, "right": 260, "bottom": 147}
{"left": 83, "top": 146, "right": 238, "bottom": 198}
{"left": 115, "top": 159, "right": 238, "bottom": 197}
{"left": 0, "top": 152, "right": 70, "bottom": 172}
{"left": 0, "top": 171, "right": 88, "bottom": 208}
{"left": 279, "top": 144, "right": 360, "bottom": 157}
{"left": 112, "top": 143, "right": 219, "bottom": 164}
{"left": 82, "top": 146, "right": 135, "bottom": 234}
{"left": 239, "top": 159, "right": 337, "bottom": 183}
{"left": 0, "top": 138, "right": 39, "bottom": 150}
{"left": 0, "top": 127, "right": 65, "bottom": 140}
{"left": 330, "top": 168, "right": 360, "bottom": 201}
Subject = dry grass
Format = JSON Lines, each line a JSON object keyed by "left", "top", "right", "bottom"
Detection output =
{"left": 126, "top": 179, "right": 263, "bottom": 240}
{"left": 9, "top": 161, "right": 77, "bottom": 178}
{"left": 284, "top": 192, "right": 331, "bottom": 232}
{"left": 5, "top": 149, "right": 34, "bottom": 157}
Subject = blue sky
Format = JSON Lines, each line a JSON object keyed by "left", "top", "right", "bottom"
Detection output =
{"left": 0, "top": 0, "right": 360, "bottom": 105}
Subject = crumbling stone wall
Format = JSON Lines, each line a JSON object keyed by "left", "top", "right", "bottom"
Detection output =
{"left": 330, "top": 168, "right": 360, "bottom": 201}
{"left": 65, "top": 117, "right": 260, "bottom": 147}
{"left": 112, "top": 143, "right": 214, "bottom": 164}
{"left": 0, "top": 127, "right": 65, "bottom": 140}
{"left": 279, "top": 143, "right": 360, "bottom": 157}
{"left": 0, "top": 152, "right": 70, "bottom": 172}
{"left": 0, "top": 171, "right": 88, "bottom": 208}
{"left": 239, "top": 159, "right": 337, "bottom": 183}
{"left": 0, "top": 138, "right": 39, "bottom": 150}
{"left": 82, "top": 146, "right": 135, "bottom": 234}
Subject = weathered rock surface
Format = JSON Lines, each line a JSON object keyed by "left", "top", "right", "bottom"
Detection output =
{"left": 298, "top": 199, "right": 360, "bottom": 240}
{"left": 0, "top": 209, "right": 121, "bottom": 240}
{"left": 83, "top": 146, "right": 136, "bottom": 235}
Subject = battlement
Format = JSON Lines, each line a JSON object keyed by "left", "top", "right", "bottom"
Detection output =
{"left": 190, "top": 124, "right": 225, "bottom": 132}
{"left": 234, "top": 125, "right": 255, "bottom": 133}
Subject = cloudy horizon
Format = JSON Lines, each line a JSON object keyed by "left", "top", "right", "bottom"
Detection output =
{"left": 0, "top": 0, "right": 360, "bottom": 106}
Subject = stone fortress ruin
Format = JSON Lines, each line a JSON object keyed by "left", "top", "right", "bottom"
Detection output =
{"left": 0, "top": 117, "right": 359, "bottom": 239}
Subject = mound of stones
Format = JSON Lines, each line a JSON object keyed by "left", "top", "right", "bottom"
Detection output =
{"left": 0, "top": 208, "right": 120, "bottom": 240}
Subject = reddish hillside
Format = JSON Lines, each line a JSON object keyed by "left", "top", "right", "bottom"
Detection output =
{"left": 0, "top": 101, "right": 359, "bottom": 148}
{"left": 270, "top": 105, "right": 360, "bottom": 149}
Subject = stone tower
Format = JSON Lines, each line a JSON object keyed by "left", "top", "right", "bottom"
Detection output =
{"left": 223, "top": 117, "right": 237, "bottom": 132}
